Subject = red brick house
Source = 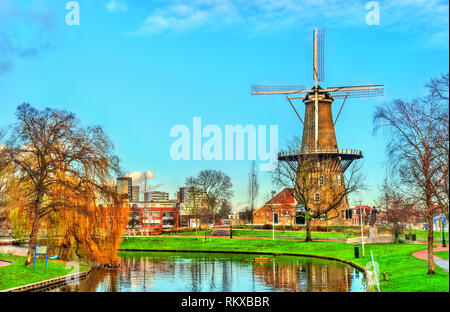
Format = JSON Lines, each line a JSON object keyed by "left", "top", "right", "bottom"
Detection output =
{"left": 253, "top": 189, "right": 297, "bottom": 226}
{"left": 253, "top": 188, "right": 356, "bottom": 226}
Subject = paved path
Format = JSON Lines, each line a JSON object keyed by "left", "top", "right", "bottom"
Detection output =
{"left": 412, "top": 245, "right": 449, "bottom": 272}
{"left": 210, "top": 225, "right": 231, "bottom": 237}
{"left": 0, "top": 245, "right": 28, "bottom": 257}
{"left": 0, "top": 260, "right": 11, "bottom": 267}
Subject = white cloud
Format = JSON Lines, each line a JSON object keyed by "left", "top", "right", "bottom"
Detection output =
{"left": 232, "top": 201, "right": 248, "bottom": 212}
{"left": 105, "top": 0, "right": 128, "bottom": 13}
{"left": 127, "top": 0, "right": 448, "bottom": 47}
{"left": 125, "top": 170, "right": 155, "bottom": 184}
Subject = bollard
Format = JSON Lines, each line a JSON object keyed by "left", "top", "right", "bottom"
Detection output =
{"left": 354, "top": 246, "right": 360, "bottom": 258}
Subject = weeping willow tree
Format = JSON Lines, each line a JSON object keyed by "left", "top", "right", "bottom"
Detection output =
{"left": 46, "top": 189, "right": 128, "bottom": 265}
{"left": 1, "top": 104, "right": 127, "bottom": 266}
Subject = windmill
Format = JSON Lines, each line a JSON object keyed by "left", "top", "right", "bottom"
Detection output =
{"left": 251, "top": 29, "right": 384, "bottom": 224}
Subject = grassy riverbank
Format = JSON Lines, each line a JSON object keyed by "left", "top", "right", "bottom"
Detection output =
{"left": 162, "top": 228, "right": 445, "bottom": 241}
{"left": 0, "top": 254, "right": 89, "bottom": 291}
{"left": 120, "top": 236, "right": 449, "bottom": 292}
{"left": 164, "top": 229, "right": 355, "bottom": 239}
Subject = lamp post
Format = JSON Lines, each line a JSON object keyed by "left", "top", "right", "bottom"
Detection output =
{"left": 359, "top": 204, "right": 365, "bottom": 258}
{"left": 229, "top": 214, "right": 233, "bottom": 239}
{"left": 440, "top": 214, "right": 446, "bottom": 248}
{"left": 271, "top": 190, "right": 276, "bottom": 241}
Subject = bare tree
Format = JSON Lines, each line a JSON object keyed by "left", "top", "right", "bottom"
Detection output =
{"left": 240, "top": 208, "right": 252, "bottom": 224}
{"left": 0, "top": 128, "right": 12, "bottom": 236}
{"left": 1, "top": 104, "right": 122, "bottom": 265}
{"left": 272, "top": 136, "right": 365, "bottom": 241}
{"left": 247, "top": 161, "right": 259, "bottom": 230}
{"left": 376, "top": 177, "right": 420, "bottom": 243}
{"left": 426, "top": 73, "right": 449, "bottom": 101}
{"left": 373, "top": 74, "right": 449, "bottom": 274}
{"left": 427, "top": 74, "right": 449, "bottom": 223}
{"left": 196, "top": 169, "right": 233, "bottom": 224}
{"left": 217, "top": 199, "right": 232, "bottom": 220}
{"left": 184, "top": 176, "right": 206, "bottom": 236}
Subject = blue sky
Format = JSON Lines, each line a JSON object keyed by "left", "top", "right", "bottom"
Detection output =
{"left": 0, "top": 0, "right": 448, "bottom": 210}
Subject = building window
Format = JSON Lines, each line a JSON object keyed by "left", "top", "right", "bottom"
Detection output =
{"left": 319, "top": 175, "right": 325, "bottom": 186}
{"left": 152, "top": 211, "right": 160, "bottom": 217}
{"left": 314, "top": 193, "right": 320, "bottom": 203}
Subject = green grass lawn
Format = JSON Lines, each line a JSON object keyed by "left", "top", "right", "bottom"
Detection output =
{"left": 162, "top": 229, "right": 357, "bottom": 239}
{"left": 120, "top": 236, "right": 449, "bottom": 292}
{"left": 166, "top": 228, "right": 446, "bottom": 241}
{"left": 0, "top": 254, "right": 89, "bottom": 291}
{"left": 408, "top": 229, "right": 447, "bottom": 240}
{"left": 231, "top": 229, "right": 357, "bottom": 239}
{"left": 434, "top": 250, "right": 449, "bottom": 260}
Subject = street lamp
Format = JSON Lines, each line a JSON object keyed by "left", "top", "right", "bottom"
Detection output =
{"left": 440, "top": 214, "right": 446, "bottom": 248}
{"left": 271, "top": 190, "right": 276, "bottom": 241}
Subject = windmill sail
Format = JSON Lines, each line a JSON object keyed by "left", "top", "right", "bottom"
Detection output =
{"left": 322, "top": 85, "right": 384, "bottom": 98}
{"left": 313, "top": 29, "right": 325, "bottom": 82}
{"left": 251, "top": 85, "right": 307, "bottom": 95}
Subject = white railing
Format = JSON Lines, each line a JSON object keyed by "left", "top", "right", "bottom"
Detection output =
{"left": 278, "top": 149, "right": 362, "bottom": 157}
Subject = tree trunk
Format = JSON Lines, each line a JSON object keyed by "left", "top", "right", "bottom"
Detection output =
{"left": 195, "top": 218, "right": 198, "bottom": 239}
{"left": 305, "top": 219, "right": 312, "bottom": 242}
{"left": 427, "top": 215, "right": 435, "bottom": 274}
{"left": 25, "top": 210, "right": 40, "bottom": 266}
{"left": 393, "top": 230, "right": 399, "bottom": 244}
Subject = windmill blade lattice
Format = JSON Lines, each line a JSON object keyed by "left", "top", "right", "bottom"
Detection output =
{"left": 251, "top": 85, "right": 307, "bottom": 95}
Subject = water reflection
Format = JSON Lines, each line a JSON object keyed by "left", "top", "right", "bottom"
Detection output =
{"left": 56, "top": 252, "right": 365, "bottom": 292}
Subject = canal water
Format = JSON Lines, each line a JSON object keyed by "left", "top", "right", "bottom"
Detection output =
{"left": 54, "top": 252, "right": 366, "bottom": 292}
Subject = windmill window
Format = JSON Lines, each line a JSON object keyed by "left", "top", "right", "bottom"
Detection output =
{"left": 327, "top": 134, "right": 331, "bottom": 139}
{"left": 314, "top": 193, "right": 320, "bottom": 203}
{"left": 337, "top": 175, "right": 341, "bottom": 186}
{"left": 319, "top": 175, "right": 325, "bottom": 186}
